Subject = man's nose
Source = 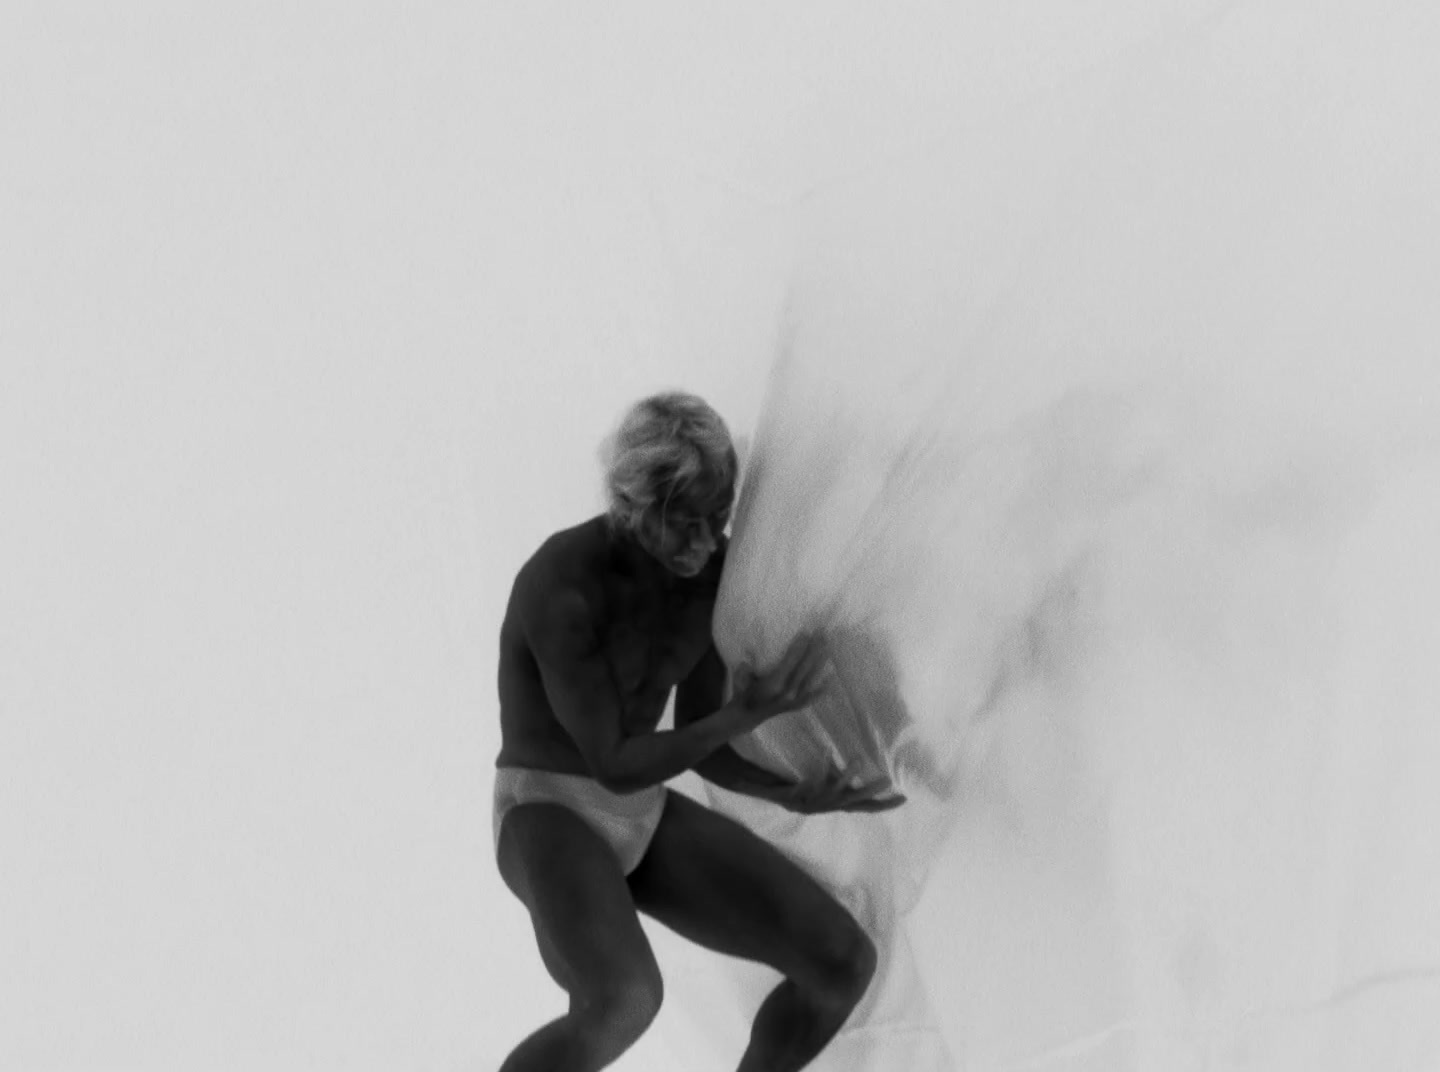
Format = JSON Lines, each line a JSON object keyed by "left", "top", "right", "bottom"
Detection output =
{"left": 691, "top": 523, "right": 717, "bottom": 554}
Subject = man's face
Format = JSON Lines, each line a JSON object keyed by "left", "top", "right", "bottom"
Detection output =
{"left": 638, "top": 488, "right": 733, "bottom": 577}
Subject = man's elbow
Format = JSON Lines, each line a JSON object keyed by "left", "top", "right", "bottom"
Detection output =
{"left": 590, "top": 754, "right": 645, "bottom": 795}
{"left": 600, "top": 773, "right": 655, "bottom": 795}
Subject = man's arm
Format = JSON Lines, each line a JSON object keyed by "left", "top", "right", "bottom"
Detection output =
{"left": 678, "top": 639, "right": 910, "bottom": 815}
{"left": 526, "top": 588, "right": 757, "bottom": 793}
{"left": 676, "top": 642, "right": 798, "bottom": 797}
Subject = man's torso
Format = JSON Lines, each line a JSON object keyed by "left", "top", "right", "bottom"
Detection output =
{"left": 496, "top": 515, "right": 723, "bottom": 773}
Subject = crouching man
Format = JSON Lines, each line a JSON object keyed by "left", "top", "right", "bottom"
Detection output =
{"left": 493, "top": 391, "right": 901, "bottom": 1072}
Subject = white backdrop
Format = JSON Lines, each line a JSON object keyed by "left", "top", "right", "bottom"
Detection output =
{"left": 4, "top": 3, "right": 1438, "bottom": 1071}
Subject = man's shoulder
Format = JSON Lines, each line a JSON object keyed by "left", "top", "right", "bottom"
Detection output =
{"left": 514, "top": 516, "right": 610, "bottom": 631}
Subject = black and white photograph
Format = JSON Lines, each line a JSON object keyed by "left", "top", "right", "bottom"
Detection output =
{"left": 4, "top": 3, "right": 1438, "bottom": 1070}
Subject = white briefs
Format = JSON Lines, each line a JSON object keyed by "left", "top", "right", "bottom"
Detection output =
{"left": 492, "top": 766, "right": 668, "bottom": 875}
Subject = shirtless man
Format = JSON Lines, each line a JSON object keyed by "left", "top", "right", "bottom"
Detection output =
{"left": 493, "top": 391, "right": 902, "bottom": 1072}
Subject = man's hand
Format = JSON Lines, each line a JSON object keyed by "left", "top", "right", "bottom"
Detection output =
{"left": 728, "top": 632, "right": 830, "bottom": 732}
{"left": 771, "top": 768, "right": 907, "bottom": 815}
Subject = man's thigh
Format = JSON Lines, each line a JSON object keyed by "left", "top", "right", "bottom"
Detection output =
{"left": 497, "top": 801, "right": 660, "bottom": 996}
{"left": 626, "top": 791, "right": 868, "bottom": 983}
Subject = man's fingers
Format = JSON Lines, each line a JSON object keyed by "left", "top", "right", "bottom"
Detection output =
{"left": 829, "top": 774, "right": 902, "bottom": 809}
{"left": 767, "top": 660, "right": 829, "bottom": 716}
{"left": 845, "top": 775, "right": 891, "bottom": 795}
{"left": 792, "top": 679, "right": 829, "bottom": 711}
{"left": 797, "top": 773, "right": 905, "bottom": 813}
{"left": 772, "top": 632, "right": 814, "bottom": 687}
{"left": 746, "top": 632, "right": 827, "bottom": 707}
{"left": 786, "top": 635, "right": 828, "bottom": 695}
{"left": 843, "top": 793, "right": 908, "bottom": 813}
{"left": 776, "top": 662, "right": 827, "bottom": 714}
{"left": 767, "top": 632, "right": 822, "bottom": 698}
{"left": 843, "top": 781, "right": 891, "bottom": 804}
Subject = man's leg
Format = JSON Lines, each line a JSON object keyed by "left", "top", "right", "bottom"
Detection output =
{"left": 627, "top": 792, "right": 877, "bottom": 1072}
{"left": 496, "top": 802, "right": 664, "bottom": 1072}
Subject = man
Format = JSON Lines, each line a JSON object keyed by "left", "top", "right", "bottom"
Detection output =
{"left": 493, "top": 391, "right": 903, "bottom": 1072}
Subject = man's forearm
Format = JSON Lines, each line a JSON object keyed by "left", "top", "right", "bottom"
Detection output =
{"left": 604, "top": 705, "right": 749, "bottom": 792}
{"left": 695, "top": 744, "right": 795, "bottom": 794}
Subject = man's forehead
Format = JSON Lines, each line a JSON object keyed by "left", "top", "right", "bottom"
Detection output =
{"left": 669, "top": 483, "right": 734, "bottom": 516}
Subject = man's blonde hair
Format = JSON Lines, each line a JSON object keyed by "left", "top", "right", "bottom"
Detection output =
{"left": 600, "top": 391, "right": 737, "bottom": 533}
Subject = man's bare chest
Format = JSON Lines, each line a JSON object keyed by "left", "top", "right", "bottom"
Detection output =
{"left": 600, "top": 586, "right": 714, "bottom": 701}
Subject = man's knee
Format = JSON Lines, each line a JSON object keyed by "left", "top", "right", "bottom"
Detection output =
{"left": 805, "top": 921, "right": 877, "bottom": 1008}
{"left": 574, "top": 966, "right": 664, "bottom": 1050}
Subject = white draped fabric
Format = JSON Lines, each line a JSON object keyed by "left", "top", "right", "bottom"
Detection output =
{"left": 695, "top": 4, "right": 1440, "bottom": 1069}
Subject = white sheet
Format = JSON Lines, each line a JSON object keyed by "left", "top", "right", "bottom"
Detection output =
{"left": 699, "top": 5, "right": 1440, "bottom": 1068}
